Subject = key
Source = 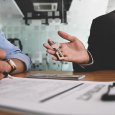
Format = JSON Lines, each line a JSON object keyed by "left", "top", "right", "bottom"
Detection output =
{"left": 50, "top": 41, "right": 64, "bottom": 59}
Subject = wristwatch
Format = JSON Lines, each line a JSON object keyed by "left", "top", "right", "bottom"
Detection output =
{"left": 3, "top": 59, "right": 16, "bottom": 78}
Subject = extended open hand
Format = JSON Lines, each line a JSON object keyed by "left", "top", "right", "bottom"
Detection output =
{"left": 43, "top": 31, "right": 90, "bottom": 64}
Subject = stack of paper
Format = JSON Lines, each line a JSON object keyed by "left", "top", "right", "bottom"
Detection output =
{"left": 0, "top": 77, "right": 114, "bottom": 115}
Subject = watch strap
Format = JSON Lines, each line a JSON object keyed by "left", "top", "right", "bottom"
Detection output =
{"left": 3, "top": 59, "right": 16, "bottom": 78}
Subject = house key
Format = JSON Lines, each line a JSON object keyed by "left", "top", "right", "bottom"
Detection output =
{"left": 50, "top": 41, "right": 64, "bottom": 59}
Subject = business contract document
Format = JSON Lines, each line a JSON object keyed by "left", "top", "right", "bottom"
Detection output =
{"left": 0, "top": 77, "right": 115, "bottom": 115}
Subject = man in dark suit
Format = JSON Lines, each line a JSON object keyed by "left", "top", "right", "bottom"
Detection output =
{"left": 43, "top": 10, "right": 115, "bottom": 71}
{"left": 73, "top": 10, "right": 115, "bottom": 71}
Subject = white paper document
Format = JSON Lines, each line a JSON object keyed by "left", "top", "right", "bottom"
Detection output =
{"left": 0, "top": 77, "right": 115, "bottom": 115}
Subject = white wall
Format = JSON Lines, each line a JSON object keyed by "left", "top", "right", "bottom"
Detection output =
{"left": 106, "top": 0, "right": 115, "bottom": 13}
{"left": 66, "top": 0, "right": 108, "bottom": 47}
{"left": 0, "top": 0, "right": 109, "bottom": 71}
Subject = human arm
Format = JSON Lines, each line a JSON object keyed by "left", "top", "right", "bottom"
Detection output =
{"left": 0, "top": 49, "right": 24, "bottom": 79}
{"left": 43, "top": 31, "right": 90, "bottom": 65}
{"left": 0, "top": 32, "right": 31, "bottom": 78}
{"left": 44, "top": 13, "right": 115, "bottom": 72}
{"left": 73, "top": 14, "right": 115, "bottom": 71}
{"left": 0, "top": 47, "right": 31, "bottom": 79}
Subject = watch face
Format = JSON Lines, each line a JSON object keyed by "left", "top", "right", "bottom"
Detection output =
{"left": 7, "top": 59, "right": 16, "bottom": 73}
{"left": 9, "top": 59, "right": 16, "bottom": 67}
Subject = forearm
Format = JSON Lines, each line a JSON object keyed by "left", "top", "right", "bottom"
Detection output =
{"left": 10, "top": 59, "right": 25, "bottom": 74}
{"left": 6, "top": 53, "right": 32, "bottom": 71}
{"left": 0, "top": 31, "right": 31, "bottom": 75}
{"left": 0, "top": 59, "right": 25, "bottom": 76}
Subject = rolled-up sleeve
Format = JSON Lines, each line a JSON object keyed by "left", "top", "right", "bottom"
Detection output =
{"left": 0, "top": 31, "right": 32, "bottom": 71}
{"left": 6, "top": 50, "right": 32, "bottom": 71}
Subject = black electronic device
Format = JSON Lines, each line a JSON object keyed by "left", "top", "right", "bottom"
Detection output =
{"left": 101, "top": 82, "right": 115, "bottom": 101}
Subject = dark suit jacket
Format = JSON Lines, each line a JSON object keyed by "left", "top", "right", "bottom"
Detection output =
{"left": 73, "top": 10, "right": 115, "bottom": 71}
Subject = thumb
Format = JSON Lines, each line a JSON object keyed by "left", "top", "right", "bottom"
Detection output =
{"left": 58, "top": 31, "right": 76, "bottom": 42}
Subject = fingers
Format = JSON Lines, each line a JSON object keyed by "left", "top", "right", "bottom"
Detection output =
{"left": 53, "top": 51, "right": 67, "bottom": 61}
{"left": 52, "top": 55, "right": 64, "bottom": 61}
{"left": 47, "top": 49, "right": 55, "bottom": 55}
{"left": 43, "top": 39, "right": 56, "bottom": 55}
{"left": 58, "top": 31, "right": 76, "bottom": 42}
{"left": 43, "top": 39, "right": 53, "bottom": 50}
{"left": 0, "top": 49, "right": 6, "bottom": 59}
{"left": 52, "top": 56, "right": 57, "bottom": 61}
{"left": 43, "top": 36, "right": 69, "bottom": 62}
{"left": 47, "top": 38, "right": 54, "bottom": 46}
{"left": 0, "top": 73, "right": 4, "bottom": 80}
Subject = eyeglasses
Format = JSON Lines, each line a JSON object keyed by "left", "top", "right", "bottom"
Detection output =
{"left": 101, "top": 82, "right": 115, "bottom": 101}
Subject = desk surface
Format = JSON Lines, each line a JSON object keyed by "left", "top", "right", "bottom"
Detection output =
{"left": 1, "top": 70, "right": 115, "bottom": 115}
{"left": 15, "top": 70, "right": 115, "bottom": 82}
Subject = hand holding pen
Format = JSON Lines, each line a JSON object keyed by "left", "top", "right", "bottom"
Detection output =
{"left": 0, "top": 73, "right": 12, "bottom": 80}
{"left": 0, "top": 73, "right": 4, "bottom": 80}
{"left": 0, "top": 59, "right": 16, "bottom": 79}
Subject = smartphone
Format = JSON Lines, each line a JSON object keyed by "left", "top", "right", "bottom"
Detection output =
{"left": 27, "top": 73, "right": 85, "bottom": 80}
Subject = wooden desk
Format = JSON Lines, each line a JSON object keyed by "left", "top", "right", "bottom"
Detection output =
{"left": 1, "top": 70, "right": 115, "bottom": 115}
{"left": 15, "top": 70, "right": 115, "bottom": 81}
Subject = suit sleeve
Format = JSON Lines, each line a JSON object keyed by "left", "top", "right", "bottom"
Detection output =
{"left": 73, "top": 13, "right": 115, "bottom": 71}
{"left": 73, "top": 19, "right": 97, "bottom": 72}
{"left": 73, "top": 17, "right": 106, "bottom": 71}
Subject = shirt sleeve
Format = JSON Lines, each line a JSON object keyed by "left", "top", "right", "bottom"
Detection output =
{"left": 0, "top": 31, "right": 32, "bottom": 71}
{"left": 79, "top": 50, "right": 94, "bottom": 68}
{"left": 72, "top": 50, "right": 94, "bottom": 72}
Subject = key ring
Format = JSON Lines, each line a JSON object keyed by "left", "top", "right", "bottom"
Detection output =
{"left": 50, "top": 41, "right": 64, "bottom": 59}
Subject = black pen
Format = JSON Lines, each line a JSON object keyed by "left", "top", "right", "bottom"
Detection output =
{"left": 3, "top": 71, "right": 13, "bottom": 79}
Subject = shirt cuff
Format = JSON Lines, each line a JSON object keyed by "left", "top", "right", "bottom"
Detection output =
{"left": 79, "top": 50, "right": 94, "bottom": 69}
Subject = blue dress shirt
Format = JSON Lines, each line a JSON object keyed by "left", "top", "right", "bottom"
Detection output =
{"left": 0, "top": 31, "right": 31, "bottom": 71}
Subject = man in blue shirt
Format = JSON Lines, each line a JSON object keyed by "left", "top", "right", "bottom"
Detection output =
{"left": 0, "top": 31, "right": 31, "bottom": 78}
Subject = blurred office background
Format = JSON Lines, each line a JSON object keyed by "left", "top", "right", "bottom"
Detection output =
{"left": 0, "top": 0, "right": 114, "bottom": 71}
